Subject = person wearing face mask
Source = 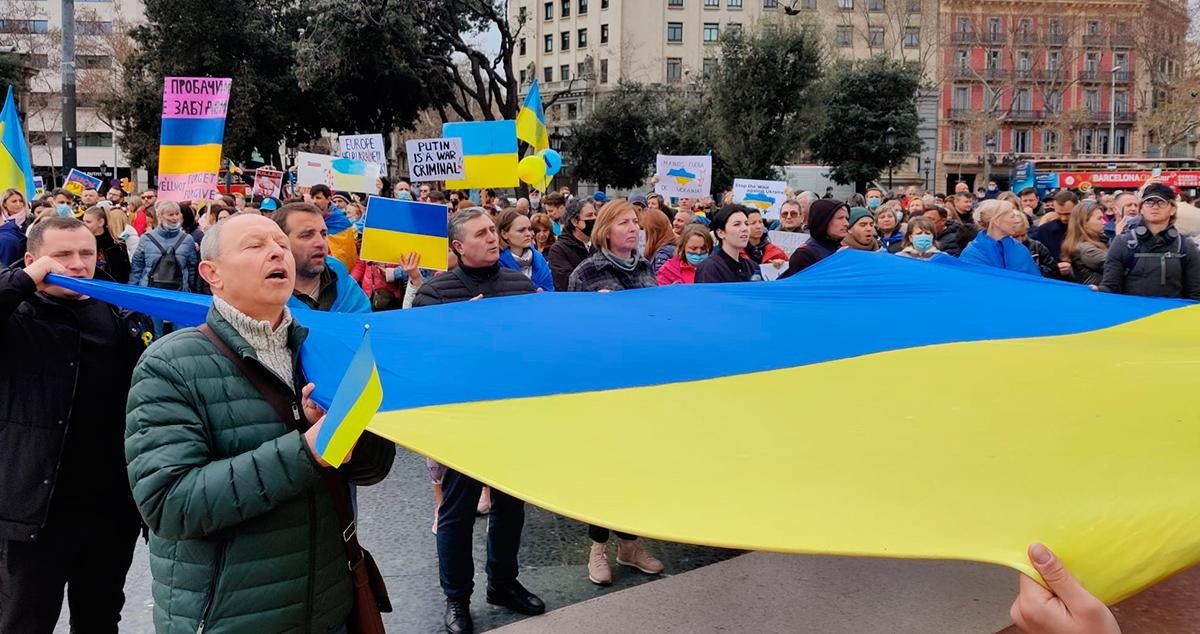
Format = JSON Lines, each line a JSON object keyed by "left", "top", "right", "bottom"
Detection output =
{"left": 696, "top": 204, "right": 760, "bottom": 283}
{"left": 0, "top": 187, "right": 30, "bottom": 267}
{"left": 983, "top": 180, "right": 1000, "bottom": 200}
{"left": 896, "top": 216, "right": 941, "bottom": 260}
{"left": 865, "top": 188, "right": 883, "bottom": 212}
{"left": 840, "top": 207, "right": 879, "bottom": 252}
{"left": 528, "top": 191, "right": 542, "bottom": 213}
{"left": 546, "top": 198, "right": 597, "bottom": 291}
{"left": 128, "top": 200, "right": 199, "bottom": 292}
{"left": 496, "top": 209, "right": 554, "bottom": 291}
{"left": 779, "top": 199, "right": 851, "bottom": 278}
{"left": 657, "top": 224, "right": 713, "bottom": 285}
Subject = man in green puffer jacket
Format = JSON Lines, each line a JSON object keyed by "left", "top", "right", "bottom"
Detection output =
{"left": 125, "top": 214, "right": 395, "bottom": 633}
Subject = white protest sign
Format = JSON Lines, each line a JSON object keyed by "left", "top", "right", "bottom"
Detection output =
{"left": 296, "top": 151, "right": 381, "bottom": 193}
{"left": 733, "top": 178, "right": 788, "bottom": 220}
{"left": 769, "top": 230, "right": 809, "bottom": 257}
{"left": 655, "top": 154, "right": 712, "bottom": 198}
{"left": 339, "top": 134, "right": 387, "bottom": 172}
{"left": 760, "top": 261, "right": 790, "bottom": 281}
{"left": 405, "top": 137, "right": 465, "bottom": 183}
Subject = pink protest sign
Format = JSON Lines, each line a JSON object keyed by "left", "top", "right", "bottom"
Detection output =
{"left": 161, "top": 77, "right": 232, "bottom": 119}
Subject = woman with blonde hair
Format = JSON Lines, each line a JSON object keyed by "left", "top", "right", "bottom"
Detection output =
{"left": 567, "top": 200, "right": 657, "bottom": 292}
{"left": 1059, "top": 200, "right": 1108, "bottom": 285}
{"left": 0, "top": 187, "right": 29, "bottom": 266}
{"left": 106, "top": 206, "right": 140, "bottom": 259}
{"left": 82, "top": 206, "right": 132, "bottom": 283}
{"left": 960, "top": 201, "right": 1040, "bottom": 275}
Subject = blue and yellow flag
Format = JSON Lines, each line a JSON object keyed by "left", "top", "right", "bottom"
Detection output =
{"left": 44, "top": 251, "right": 1200, "bottom": 604}
{"left": 516, "top": 80, "right": 549, "bottom": 154}
{"left": 442, "top": 120, "right": 519, "bottom": 189}
{"left": 0, "top": 86, "right": 35, "bottom": 200}
{"left": 314, "top": 329, "right": 383, "bottom": 468}
{"left": 359, "top": 196, "right": 449, "bottom": 270}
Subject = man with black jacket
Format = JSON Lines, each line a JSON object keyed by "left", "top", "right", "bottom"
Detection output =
{"left": 546, "top": 199, "right": 596, "bottom": 291}
{"left": 413, "top": 208, "right": 543, "bottom": 634}
{"left": 0, "top": 216, "right": 153, "bottom": 633}
{"left": 1099, "top": 183, "right": 1200, "bottom": 299}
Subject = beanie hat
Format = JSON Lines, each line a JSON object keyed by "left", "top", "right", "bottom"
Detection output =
{"left": 847, "top": 206, "right": 873, "bottom": 227}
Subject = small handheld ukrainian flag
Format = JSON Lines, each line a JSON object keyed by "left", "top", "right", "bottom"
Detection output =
{"left": 516, "top": 80, "right": 549, "bottom": 154}
{"left": 0, "top": 86, "right": 35, "bottom": 200}
{"left": 314, "top": 328, "right": 384, "bottom": 468}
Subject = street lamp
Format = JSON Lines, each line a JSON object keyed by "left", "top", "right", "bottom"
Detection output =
{"left": 884, "top": 126, "right": 897, "bottom": 191}
{"left": 983, "top": 134, "right": 997, "bottom": 185}
{"left": 922, "top": 157, "right": 931, "bottom": 191}
{"left": 1109, "top": 65, "right": 1122, "bottom": 156}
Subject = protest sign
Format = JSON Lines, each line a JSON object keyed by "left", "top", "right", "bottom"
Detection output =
{"left": 63, "top": 168, "right": 101, "bottom": 196}
{"left": 733, "top": 178, "right": 788, "bottom": 220}
{"left": 760, "top": 262, "right": 790, "bottom": 281}
{"left": 769, "top": 230, "right": 809, "bottom": 257}
{"left": 655, "top": 154, "right": 712, "bottom": 199}
{"left": 339, "top": 133, "right": 387, "bottom": 172}
{"left": 157, "top": 76, "right": 232, "bottom": 202}
{"left": 297, "top": 151, "right": 381, "bottom": 194}
{"left": 251, "top": 168, "right": 284, "bottom": 201}
{"left": 405, "top": 137, "right": 464, "bottom": 183}
{"left": 359, "top": 196, "right": 449, "bottom": 270}
{"left": 33, "top": 175, "right": 44, "bottom": 197}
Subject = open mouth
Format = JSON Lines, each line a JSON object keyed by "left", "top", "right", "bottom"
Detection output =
{"left": 266, "top": 268, "right": 289, "bottom": 280}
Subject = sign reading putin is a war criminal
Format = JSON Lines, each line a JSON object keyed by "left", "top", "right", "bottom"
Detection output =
{"left": 405, "top": 137, "right": 465, "bottom": 183}
{"left": 157, "top": 76, "right": 232, "bottom": 202}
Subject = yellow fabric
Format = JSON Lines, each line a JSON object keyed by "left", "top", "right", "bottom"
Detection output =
{"left": 158, "top": 143, "right": 223, "bottom": 174}
{"left": 445, "top": 153, "right": 519, "bottom": 190}
{"left": 516, "top": 108, "right": 549, "bottom": 154}
{"left": 359, "top": 228, "right": 449, "bottom": 271}
{"left": 365, "top": 305, "right": 1200, "bottom": 603}
{"left": 322, "top": 364, "right": 382, "bottom": 469}
{"left": 327, "top": 227, "right": 359, "bottom": 272}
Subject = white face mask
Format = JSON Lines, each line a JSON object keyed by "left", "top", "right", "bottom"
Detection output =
{"left": 160, "top": 220, "right": 181, "bottom": 230}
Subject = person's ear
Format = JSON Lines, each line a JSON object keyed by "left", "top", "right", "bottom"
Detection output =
{"left": 23, "top": 251, "right": 34, "bottom": 267}
{"left": 199, "top": 260, "right": 221, "bottom": 290}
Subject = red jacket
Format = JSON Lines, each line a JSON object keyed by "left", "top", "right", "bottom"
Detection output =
{"left": 132, "top": 206, "right": 149, "bottom": 235}
{"left": 656, "top": 256, "right": 697, "bottom": 285}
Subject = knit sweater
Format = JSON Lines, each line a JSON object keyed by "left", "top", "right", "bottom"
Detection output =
{"left": 212, "top": 295, "right": 295, "bottom": 386}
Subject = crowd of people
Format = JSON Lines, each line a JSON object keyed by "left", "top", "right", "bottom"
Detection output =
{"left": 1, "top": 168, "right": 1187, "bottom": 634}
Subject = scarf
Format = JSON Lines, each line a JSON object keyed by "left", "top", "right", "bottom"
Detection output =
{"left": 4, "top": 208, "right": 27, "bottom": 227}
{"left": 511, "top": 247, "right": 534, "bottom": 278}
{"left": 212, "top": 295, "right": 295, "bottom": 386}
{"left": 601, "top": 248, "right": 638, "bottom": 273}
{"left": 841, "top": 232, "right": 878, "bottom": 252}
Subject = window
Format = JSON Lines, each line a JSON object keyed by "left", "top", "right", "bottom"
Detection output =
{"left": 1046, "top": 89, "right": 1062, "bottom": 113}
{"left": 602, "top": 0, "right": 609, "bottom": 7}
{"left": 985, "top": 49, "right": 1000, "bottom": 70}
{"left": 77, "top": 20, "right": 113, "bottom": 34}
{"left": 1049, "top": 19, "right": 1062, "bottom": 35}
{"left": 520, "top": 69, "right": 528, "bottom": 84}
{"left": 543, "top": 66, "right": 553, "bottom": 82}
{"left": 1014, "top": 88, "right": 1031, "bottom": 111}
{"left": 985, "top": 85, "right": 1003, "bottom": 111}
{"left": 544, "top": 1, "right": 553, "bottom": 20}
{"left": 703, "top": 57, "right": 718, "bottom": 77}
{"left": 868, "top": 26, "right": 884, "bottom": 46}
{"left": 906, "top": 0, "right": 920, "bottom": 12}
{"left": 956, "top": 17, "right": 970, "bottom": 33}
{"left": 666, "top": 57, "right": 683, "bottom": 82}
{"left": 1017, "top": 18, "right": 1031, "bottom": 34}
{"left": 987, "top": 17, "right": 1001, "bottom": 35}
{"left": 568, "top": 102, "right": 578, "bottom": 119}
{"left": 1116, "top": 21, "right": 1128, "bottom": 35}
{"left": 836, "top": 25, "right": 852, "bottom": 46}
{"left": 1114, "top": 90, "right": 1128, "bottom": 113}
{"left": 544, "top": 34, "right": 553, "bottom": 52}
{"left": 519, "top": 38, "right": 527, "bottom": 56}
{"left": 0, "top": 19, "right": 50, "bottom": 33}
{"left": 1017, "top": 50, "right": 1031, "bottom": 71}
{"left": 578, "top": 61, "right": 590, "bottom": 76}
{"left": 1012, "top": 128, "right": 1030, "bottom": 153}
{"left": 705, "top": 0, "right": 719, "bottom": 5}
{"left": 579, "top": 0, "right": 588, "bottom": 14}
{"left": 954, "top": 50, "right": 968, "bottom": 70}
{"left": 578, "top": 28, "right": 587, "bottom": 46}
{"left": 76, "top": 54, "right": 112, "bottom": 69}
{"left": 1087, "top": 20, "right": 1100, "bottom": 35}
{"left": 728, "top": 0, "right": 742, "bottom": 6}
{"left": 903, "top": 27, "right": 919, "bottom": 48}
{"left": 561, "top": 31, "right": 570, "bottom": 50}
{"left": 668, "top": 0, "right": 683, "bottom": 6}
{"left": 764, "top": 0, "right": 778, "bottom": 6}
{"left": 1043, "top": 130, "right": 1060, "bottom": 153}
{"left": 802, "top": 0, "right": 817, "bottom": 8}
{"left": 562, "top": 0, "right": 570, "bottom": 16}
{"left": 1114, "top": 52, "right": 1128, "bottom": 71}
{"left": 868, "top": 0, "right": 884, "bottom": 11}
{"left": 1047, "top": 51, "right": 1062, "bottom": 71}
{"left": 1085, "top": 52, "right": 1099, "bottom": 72}
{"left": 561, "top": 64, "right": 570, "bottom": 81}
{"left": 1114, "top": 127, "right": 1128, "bottom": 154}
{"left": 600, "top": 58, "right": 608, "bottom": 83}
{"left": 667, "top": 22, "right": 683, "bottom": 42}
{"left": 1080, "top": 128, "right": 1096, "bottom": 154}
{"left": 1084, "top": 89, "right": 1100, "bottom": 112}
{"left": 601, "top": 24, "right": 609, "bottom": 43}
{"left": 726, "top": 22, "right": 742, "bottom": 36}
{"left": 703, "top": 23, "right": 719, "bottom": 42}
{"left": 838, "top": 0, "right": 853, "bottom": 9}
{"left": 951, "top": 127, "right": 969, "bottom": 152}
{"left": 952, "top": 85, "right": 970, "bottom": 108}
{"left": 79, "top": 132, "right": 112, "bottom": 147}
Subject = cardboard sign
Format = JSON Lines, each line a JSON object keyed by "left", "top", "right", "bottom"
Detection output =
{"left": 251, "top": 168, "right": 284, "bottom": 201}
{"left": 655, "top": 154, "right": 712, "bottom": 198}
{"left": 63, "top": 168, "right": 101, "bottom": 196}
{"left": 769, "top": 230, "right": 809, "bottom": 257}
{"left": 296, "top": 152, "right": 381, "bottom": 194}
{"left": 157, "top": 76, "right": 232, "bottom": 202}
{"left": 405, "top": 137, "right": 465, "bottom": 183}
{"left": 733, "top": 178, "right": 788, "bottom": 220}
{"left": 339, "top": 133, "right": 387, "bottom": 172}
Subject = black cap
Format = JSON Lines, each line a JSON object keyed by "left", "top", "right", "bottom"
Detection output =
{"left": 1143, "top": 183, "right": 1176, "bottom": 202}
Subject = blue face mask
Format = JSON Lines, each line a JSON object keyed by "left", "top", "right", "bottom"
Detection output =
{"left": 56, "top": 204, "right": 72, "bottom": 217}
{"left": 913, "top": 234, "right": 934, "bottom": 252}
{"left": 686, "top": 252, "right": 708, "bottom": 266}
{"left": 867, "top": 197, "right": 881, "bottom": 209}
{"left": 894, "top": 210, "right": 903, "bottom": 223}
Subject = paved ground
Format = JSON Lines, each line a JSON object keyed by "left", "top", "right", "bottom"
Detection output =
{"left": 55, "top": 448, "right": 739, "bottom": 633}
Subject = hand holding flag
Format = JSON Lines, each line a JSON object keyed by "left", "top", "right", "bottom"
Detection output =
{"left": 307, "top": 328, "right": 384, "bottom": 468}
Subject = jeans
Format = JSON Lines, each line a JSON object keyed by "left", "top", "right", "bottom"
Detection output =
{"left": 588, "top": 525, "right": 637, "bottom": 543}
{"left": 435, "top": 468, "right": 524, "bottom": 601}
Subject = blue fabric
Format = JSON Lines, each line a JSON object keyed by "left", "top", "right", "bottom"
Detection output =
{"left": 498, "top": 248, "right": 555, "bottom": 292}
{"left": 128, "top": 226, "right": 199, "bottom": 291}
{"left": 0, "top": 219, "right": 22, "bottom": 266}
{"left": 324, "top": 208, "right": 353, "bottom": 235}
{"left": 958, "top": 231, "right": 1041, "bottom": 276}
{"left": 287, "top": 257, "right": 371, "bottom": 314}
{"left": 46, "top": 251, "right": 1189, "bottom": 414}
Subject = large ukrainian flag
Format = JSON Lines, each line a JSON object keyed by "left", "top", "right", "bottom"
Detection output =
{"left": 46, "top": 251, "right": 1200, "bottom": 605}
{"left": 442, "top": 120, "right": 519, "bottom": 189}
{"left": 0, "top": 86, "right": 35, "bottom": 199}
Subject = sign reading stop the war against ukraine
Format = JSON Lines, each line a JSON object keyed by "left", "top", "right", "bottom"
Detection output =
{"left": 157, "top": 77, "right": 232, "bottom": 202}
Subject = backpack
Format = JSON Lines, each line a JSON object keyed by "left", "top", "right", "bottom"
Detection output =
{"left": 1121, "top": 222, "right": 1189, "bottom": 284}
{"left": 144, "top": 233, "right": 187, "bottom": 290}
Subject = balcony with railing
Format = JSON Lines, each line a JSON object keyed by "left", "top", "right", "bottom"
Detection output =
{"left": 1082, "top": 33, "right": 1108, "bottom": 46}
{"left": 950, "top": 31, "right": 975, "bottom": 44}
{"left": 1078, "top": 70, "right": 1134, "bottom": 83}
{"left": 1082, "top": 109, "right": 1137, "bottom": 122}
{"left": 1110, "top": 34, "right": 1134, "bottom": 48}
{"left": 1046, "top": 32, "right": 1067, "bottom": 46}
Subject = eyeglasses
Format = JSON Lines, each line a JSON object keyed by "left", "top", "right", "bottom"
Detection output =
{"left": 1142, "top": 198, "right": 1172, "bottom": 209}
{"left": 780, "top": 211, "right": 800, "bottom": 218}
{"left": 141, "top": 195, "right": 153, "bottom": 200}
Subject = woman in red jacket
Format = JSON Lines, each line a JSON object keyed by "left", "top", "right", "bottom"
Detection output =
{"left": 656, "top": 224, "right": 714, "bottom": 285}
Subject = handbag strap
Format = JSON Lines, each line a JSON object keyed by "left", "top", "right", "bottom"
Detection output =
{"left": 197, "top": 324, "right": 368, "bottom": 571}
